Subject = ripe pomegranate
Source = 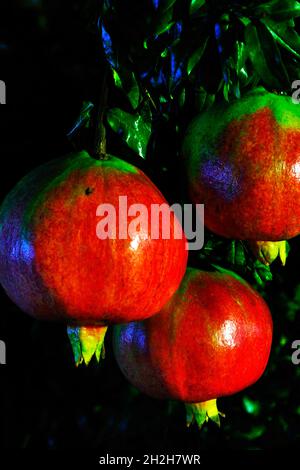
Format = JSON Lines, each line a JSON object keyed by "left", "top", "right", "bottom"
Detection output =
{"left": 113, "top": 268, "right": 273, "bottom": 428}
{"left": 183, "top": 88, "right": 300, "bottom": 264}
{"left": 0, "top": 151, "right": 187, "bottom": 365}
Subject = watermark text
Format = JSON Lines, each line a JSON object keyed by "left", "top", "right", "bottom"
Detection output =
{"left": 0, "top": 80, "right": 6, "bottom": 104}
{"left": 96, "top": 196, "right": 204, "bottom": 251}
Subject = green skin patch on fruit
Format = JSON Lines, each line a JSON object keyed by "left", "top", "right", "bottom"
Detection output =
{"left": 185, "top": 90, "right": 300, "bottom": 163}
{"left": 19, "top": 152, "right": 139, "bottom": 231}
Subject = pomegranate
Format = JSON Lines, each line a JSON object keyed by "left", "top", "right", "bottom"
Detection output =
{"left": 183, "top": 88, "right": 300, "bottom": 264}
{"left": 0, "top": 151, "right": 187, "bottom": 365}
{"left": 113, "top": 268, "right": 273, "bottom": 428}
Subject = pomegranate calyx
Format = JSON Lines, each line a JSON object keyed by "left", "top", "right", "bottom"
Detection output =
{"left": 185, "top": 399, "right": 225, "bottom": 429}
{"left": 67, "top": 325, "right": 108, "bottom": 366}
{"left": 249, "top": 240, "right": 289, "bottom": 266}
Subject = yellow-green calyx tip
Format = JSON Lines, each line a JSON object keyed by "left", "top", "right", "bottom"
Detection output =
{"left": 185, "top": 399, "right": 225, "bottom": 429}
{"left": 67, "top": 325, "right": 108, "bottom": 366}
{"left": 248, "top": 240, "right": 289, "bottom": 266}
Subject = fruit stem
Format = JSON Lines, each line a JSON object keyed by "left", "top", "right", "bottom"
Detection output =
{"left": 94, "top": 67, "right": 109, "bottom": 160}
{"left": 185, "top": 399, "right": 225, "bottom": 429}
{"left": 94, "top": 11, "right": 110, "bottom": 161}
{"left": 67, "top": 325, "right": 108, "bottom": 366}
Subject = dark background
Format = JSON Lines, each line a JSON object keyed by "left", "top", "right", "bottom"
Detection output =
{"left": 0, "top": 0, "right": 300, "bottom": 452}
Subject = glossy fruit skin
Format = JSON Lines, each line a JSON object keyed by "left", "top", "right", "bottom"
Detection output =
{"left": 114, "top": 268, "right": 273, "bottom": 403}
{"left": 183, "top": 89, "right": 300, "bottom": 240}
{"left": 0, "top": 151, "right": 187, "bottom": 325}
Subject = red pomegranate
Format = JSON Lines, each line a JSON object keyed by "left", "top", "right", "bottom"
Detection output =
{"left": 0, "top": 151, "right": 187, "bottom": 365}
{"left": 113, "top": 268, "right": 273, "bottom": 428}
{"left": 183, "top": 88, "right": 300, "bottom": 264}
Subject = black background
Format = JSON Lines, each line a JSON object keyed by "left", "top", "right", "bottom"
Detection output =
{"left": 1, "top": 0, "right": 300, "bottom": 456}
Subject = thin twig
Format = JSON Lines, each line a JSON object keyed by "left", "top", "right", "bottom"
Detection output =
{"left": 94, "top": 65, "right": 109, "bottom": 159}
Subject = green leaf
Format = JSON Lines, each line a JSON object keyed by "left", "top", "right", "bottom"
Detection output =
{"left": 179, "top": 88, "right": 186, "bottom": 108}
{"left": 155, "top": 19, "right": 175, "bottom": 36}
{"left": 245, "top": 22, "right": 289, "bottom": 89}
{"left": 204, "top": 92, "right": 215, "bottom": 109}
{"left": 253, "top": 260, "right": 273, "bottom": 283}
{"left": 253, "top": 269, "right": 265, "bottom": 287}
{"left": 101, "top": 23, "right": 117, "bottom": 69}
{"left": 240, "top": 425, "right": 266, "bottom": 441}
{"left": 67, "top": 101, "right": 94, "bottom": 139}
{"left": 256, "top": 21, "right": 290, "bottom": 87}
{"left": 243, "top": 396, "right": 261, "bottom": 416}
{"left": 229, "top": 241, "right": 247, "bottom": 266}
{"left": 112, "top": 69, "right": 141, "bottom": 110}
{"left": 234, "top": 41, "right": 247, "bottom": 78}
{"left": 157, "top": 0, "right": 177, "bottom": 13}
{"left": 228, "top": 240, "right": 236, "bottom": 265}
{"left": 107, "top": 104, "right": 152, "bottom": 159}
{"left": 112, "top": 69, "right": 122, "bottom": 88}
{"left": 235, "top": 243, "right": 246, "bottom": 265}
{"left": 189, "top": 0, "right": 206, "bottom": 15}
{"left": 195, "top": 87, "right": 215, "bottom": 112}
{"left": 263, "top": 18, "right": 300, "bottom": 59}
{"left": 187, "top": 37, "right": 209, "bottom": 75}
{"left": 257, "top": 0, "right": 300, "bottom": 20}
{"left": 128, "top": 84, "right": 140, "bottom": 110}
{"left": 239, "top": 16, "right": 251, "bottom": 27}
{"left": 223, "top": 80, "right": 230, "bottom": 101}
{"left": 153, "top": 0, "right": 177, "bottom": 36}
{"left": 245, "top": 24, "right": 273, "bottom": 86}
